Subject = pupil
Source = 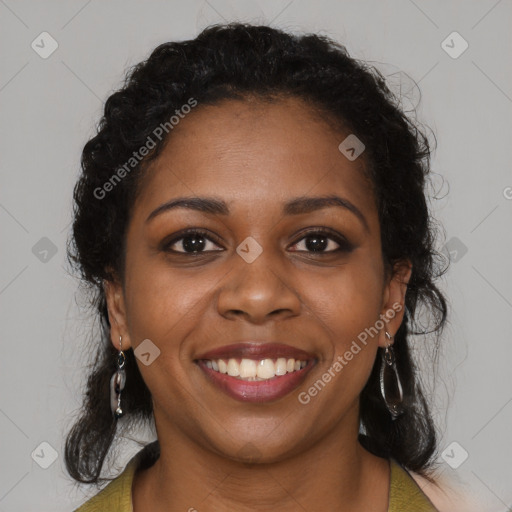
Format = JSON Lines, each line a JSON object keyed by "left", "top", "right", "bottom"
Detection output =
{"left": 306, "top": 235, "right": 327, "bottom": 252}
{"left": 183, "top": 235, "right": 206, "bottom": 252}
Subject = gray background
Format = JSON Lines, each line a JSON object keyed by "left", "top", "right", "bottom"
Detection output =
{"left": 0, "top": 1, "right": 511, "bottom": 511}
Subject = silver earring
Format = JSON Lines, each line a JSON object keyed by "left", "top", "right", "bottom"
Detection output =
{"left": 110, "top": 335, "right": 126, "bottom": 419}
{"left": 379, "top": 331, "right": 404, "bottom": 420}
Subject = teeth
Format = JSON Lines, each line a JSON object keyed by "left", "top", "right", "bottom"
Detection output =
{"left": 239, "top": 359, "right": 257, "bottom": 378}
{"left": 204, "top": 357, "right": 308, "bottom": 381}
{"left": 218, "top": 359, "right": 228, "bottom": 374}
{"left": 257, "top": 359, "right": 275, "bottom": 379}
{"left": 227, "top": 359, "right": 240, "bottom": 377}
{"left": 275, "top": 358, "right": 287, "bottom": 376}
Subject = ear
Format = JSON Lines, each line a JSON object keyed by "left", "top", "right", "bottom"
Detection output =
{"left": 378, "top": 259, "right": 412, "bottom": 348}
{"left": 104, "top": 277, "right": 132, "bottom": 351}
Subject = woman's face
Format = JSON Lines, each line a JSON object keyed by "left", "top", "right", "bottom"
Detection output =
{"left": 106, "top": 96, "right": 409, "bottom": 462}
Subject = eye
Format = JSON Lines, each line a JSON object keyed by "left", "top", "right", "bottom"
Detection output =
{"left": 289, "top": 229, "right": 353, "bottom": 254}
{"left": 162, "top": 228, "right": 353, "bottom": 255}
{"left": 163, "top": 229, "right": 223, "bottom": 254}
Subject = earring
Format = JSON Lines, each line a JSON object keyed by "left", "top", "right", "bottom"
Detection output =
{"left": 110, "top": 335, "right": 126, "bottom": 419}
{"left": 379, "top": 332, "right": 404, "bottom": 420}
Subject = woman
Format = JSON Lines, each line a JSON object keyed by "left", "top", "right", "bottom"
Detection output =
{"left": 67, "top": 23, "right": 451, "bottom": 511}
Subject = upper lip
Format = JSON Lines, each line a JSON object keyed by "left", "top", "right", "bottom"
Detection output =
{"left": 195, "top": 342, "right": 316, "bottom": 361}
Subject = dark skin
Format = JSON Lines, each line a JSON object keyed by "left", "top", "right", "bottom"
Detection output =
{"left": 105, "top": 96, "right": 412, "bottom": 511}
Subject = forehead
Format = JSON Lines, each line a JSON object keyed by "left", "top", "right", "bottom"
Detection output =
{"left": 133, "top": 96, "right": 376, "bottom": 221}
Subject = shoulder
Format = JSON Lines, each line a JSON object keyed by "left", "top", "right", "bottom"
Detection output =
{"left": 73, "top": 461, "right": 135, "bottom": 512}
{"left": 408, "top": 468, "right": 489, "bottom": 512}
{"left": 389, "top": 458, "right": 439, "bottom": 511}
{"left": 73, "top": 441, "right": 160, "bottom": 511}
{"left": 408, "top": 470, "right": 456, "bottom": 512}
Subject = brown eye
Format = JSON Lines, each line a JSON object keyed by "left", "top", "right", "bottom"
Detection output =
{"left": 163, "top": 229, "right": 223, "bottom": 254}
{"left": 289, "top": 229, "right": 354, "bottom": 254}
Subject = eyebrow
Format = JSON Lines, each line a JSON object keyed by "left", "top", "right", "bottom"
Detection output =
{"left": 145, "top": 194, "right": 369, "bottom": 232}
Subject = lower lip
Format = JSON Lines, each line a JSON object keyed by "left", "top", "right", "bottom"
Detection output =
{"left": 196, "top": 360, "right": 315, "bottom": 403}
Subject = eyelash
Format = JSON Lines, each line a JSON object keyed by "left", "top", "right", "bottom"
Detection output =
{"left": 162, "top": 228, "right": 354, "bottom": 255}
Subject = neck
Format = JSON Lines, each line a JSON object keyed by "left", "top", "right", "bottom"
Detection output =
{"left": 132, "top": 407, "right": 390, "bottom": 512}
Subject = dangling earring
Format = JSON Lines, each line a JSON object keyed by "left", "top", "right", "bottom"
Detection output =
{"left": 110, "top": 335, "right": 126, "bottom": 419}
{"left": 379, "top": 331, "right": 404, "bottom": 420}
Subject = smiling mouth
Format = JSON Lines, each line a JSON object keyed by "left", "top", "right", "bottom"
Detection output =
{"left": 199, "top": 357, "right": 308, "bottom": 381}
{"left": 194, "top": 342, "right": 317, "bottom": 402}
{"left": 195, "top": 356, "right": 316, "bottom": 402}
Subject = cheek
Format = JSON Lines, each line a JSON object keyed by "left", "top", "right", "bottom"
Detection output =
{"left": 121, "top": 257, "right": 219, "bottom": 411}
{"left": 123, "top": 253, "right": 217, "bottom": 354}
{"left": 304, "top": 254, "right": 384, "bottom": 391}
{"left": 309, "top": 256, "right": 384, "bottom": 341}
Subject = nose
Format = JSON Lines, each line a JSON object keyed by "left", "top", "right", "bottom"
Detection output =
{"left": 216, "top": 250, "right": 302, "bottom": 325}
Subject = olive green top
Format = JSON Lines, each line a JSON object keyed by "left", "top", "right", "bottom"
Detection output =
{"left": 74, "top": 442, "right": 438, "bottom": 511}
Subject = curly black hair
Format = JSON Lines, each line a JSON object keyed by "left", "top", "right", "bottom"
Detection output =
{"left": 65, "top": 22, "right": 448, "bottom": 487}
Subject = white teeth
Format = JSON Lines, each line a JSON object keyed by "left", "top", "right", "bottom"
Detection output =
{"left": 227, "top": 359, "right": 240, "bottom": 377}
{"left": 239, "top": 359, "right": 257, "bottom": 378}
{"left": 204, "top": 357, "right": 308, "bottom": 381}
{"left": 257, "top": 359, "right": 275, "bottom": 379}
{"left": 218, "top": 359, "right": 228, "bottom": 374}
{"left": 275, "top": 358, "right": 287, "bottom": 376}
